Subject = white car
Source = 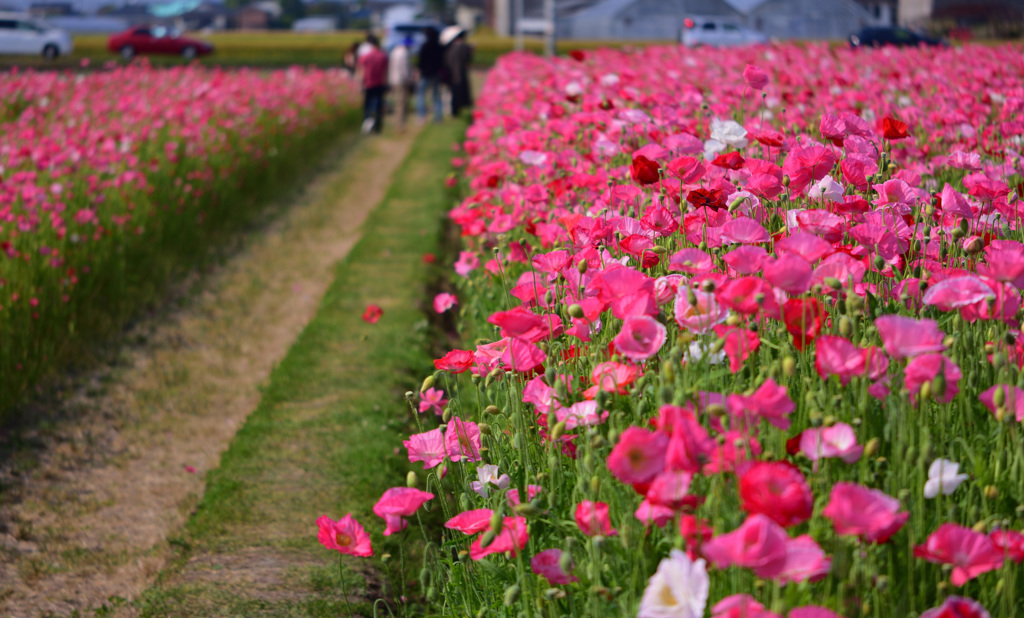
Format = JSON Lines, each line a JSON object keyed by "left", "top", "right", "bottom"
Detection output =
{"left": 0, "top": 13, "right": 73, "bottom": 59}
{"left": 681, "top": 16, "right": 767, "bottom": 48}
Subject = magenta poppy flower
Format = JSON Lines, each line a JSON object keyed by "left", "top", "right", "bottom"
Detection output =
{"left": 722, "top": 246, "right": 768, "bottom": 274}
{"left": 635, "top": 498, "right": 676, "bottom": 528}
{"left": 373, "top": 487, "right": 435, "bottom": 536}
{"left": 798, "top": 423, "right": 863, "bottom": 465}
{"left": 743, "top": 64, "right": 769, "bottom": 90}
{"left": 433, "top": 292, "right": 458, "bottom": 314}
{"left": 874, "top": 315, "right": 947, "bottom": 360}
{"left": 434, "top": 349, "right": 476, "bottom": 373}
{"left": 702, "top": 514, "right": 789, "bottom": 579}
{"left": 531, "top": 548, "right": 579, "bottom": 585}
{"left": 739, "top": 461, "right": 813, "bottom": 528}
{"left": 777, "top": 535, "right": 831, "bottom": 585}
{"left": 815, "top": 336, "right": 866, "bottom": 385}
{"left": 716, "top": 276, "right": 778, "bottom": 317}
{"left": 362, "top": 304, "right": 383, "bottom": 324}
{"left": 923, "top": 276, "right": 995, "bottom": 311}
{"left": 418, "top": 387, "right": 447, "bottom": 415}
{"left": 713, "top": 324, "right": 760, "bottom": 373}
{"left": 904, "top": 354, "right": 962, "bottom": 404}
{"left": 444, "top": 509, "right": 493, "bottom": 535}
{"left": 469, "top": 516, "right": 528, "bottom": 560}
{"left": 669, "top": 247, "right": 715, "bottom": 274}
{"left": 822, "top": 482, "right": 908, "bottom": 543}
{"left": 763, "top": 254, "right": 813, "bottom": 294}
{"left": 613, "top": 315, "right": 667, "bottom": 361}
{"left": 712, "top": 595, "right": 781, "bottom": 618}
{"left": 316, "top": 513, "right": 373, "bottom": 557}
{"left": 782, "top": 145, "right": 837, "bottom": 195}
{"left": 499, "top": 336, "right": 547, "bottom": 373}
{"left": 789, "top": 607, "right": 842, "bottom": 618}
{"left": 990, "top": 529, "right": 1024, "bottom": 562}
{"left": 606, "top": 426, "right": 668, "bottom": 485}
{"left": 403, "top": 427, "right": 445, "bottom": 469}
{"left": 727, "top": 378, "right": 795, "bottom": 430}
{"left": 506, "top": 485, "right": 542, "bottom": 507}
{"left": 921, "top": 597, "right": 990, "bottom": 618}
{"left": 574, "top": 501, "right": 618, "bottom": 537}
{"left": 775, "top": 231, "right": 834, "bottom": 263}
{"left": 646, "top": 470, "right": 697, "bottom": 510}
{"left": 914, "top": 523, "right": 1005, "bottom": 586}
{"left": 720, "top": 217, "right": 770, "bottom": 245}
{"left": 444, "top": 417, "right": 482, "bottom": 462}
{"left": 454, "top": 250, "right": 479, "bottom": 277}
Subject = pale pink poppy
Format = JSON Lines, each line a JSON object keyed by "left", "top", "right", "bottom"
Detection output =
{"left": 646, "top": 470, "right": 696, "bottom": 510}
{"left": 923, "top": 276, "right": 995, "bottom": 311}
{"left": 777, "top": 535, "right": 831, "bottom": 585}
{"left": 702, "top": 514, "right": 789, "bottom": 578}
{"left": 822, "top": 482, "right": 908, "bottom": 543}
{"left": 499, "top": 336, "right": 547, "bottom": 373}
{"left": 418, "top": 387, "right": 447, "bottom": 415}
{"left": 914, "top": 523, "right": 1005, "bottom": 586}
{"left": 373, "top": 487, "right": 435, "bottom": 536}
{"left": 454, "top": 250, "right": 479, "bottom": 276}
{"left": 674, "top": 288, "right": 729, "bottom": 334}
{"left": 979, "top": 384, "right": 1024, "bottom": 422}
{"left": 669, "top": 248, "right": 715, "bottom": 274}
{"left": 574, "top": 501, "right": 618, "bottom": 536}
{"left": 606, "top": 426, "right": 668, "bottom": 485}
{"left": 875, "top": 315, "right": 947, "bottom": 359}
{"left": 613, "top": 315, "right": 667, "bottom": 361}
{"left": 404, "top": 428, "right": 446, "bottom": 469}
{"left": 433, "top": 292, "right": 458, "bottom": 314}
{"left": 555, "top": 400, "right": 608, "bottom": 430}
{"left": 317, "top": 513, "right": 373, "bottom": 557}
{"left": 444, "top": 417, "right": 482, "bottom": 462}
{"left": 635, "top": 498, "right": 676, "bottom": 528}
{"left": 720, "top": 217, "right": 770, "bottom": 245}
{"left": 798, "top": 423, "right": 863, "bottom": 464}
{"left": 444, "top": 509, "right": 493, "bottom": 535}
{"left": 531, "top": 548, "right": 579, "bottom": 585}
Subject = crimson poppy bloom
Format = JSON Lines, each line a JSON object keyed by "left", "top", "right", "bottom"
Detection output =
{"left": 362, "top": 304, "right": 383, "bottom": 323}
{"left": 434, "top": 349, "right": 475, "bottom": 373}
{"left": 712, "top": 151, "right": 745, "bottom": 170}
{"left": 739, "top": 461, "right": 813, "bottom": 528}
{"left": 630, "top": 155, "right": 661, "bottom": 185}
{"left": 782, "top": 298, "right": 825, "bottom": 351}
{"left": 882, "top": 117, "right": 909, "bottom": 140}
{"left": 686, "top": 187, "right": 726, "bottom": 210}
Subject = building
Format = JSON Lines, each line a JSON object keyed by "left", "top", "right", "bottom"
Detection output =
{"left": 899, "top": 0, "right": 1024, "bottom": 35}
{"left": 28, "top": 2, "right": 74, "bottom": 17}
{"left": 742, "top": 0, "right": 877, "bottom": 39}
{"left": 236, "top": 5, "right": 271, "bottom": 28}
{"left": 293, "top": 14, "right": 336, "bottom": 30}
{"left": 558, "top": 0, "right": 742, "bottom": 40}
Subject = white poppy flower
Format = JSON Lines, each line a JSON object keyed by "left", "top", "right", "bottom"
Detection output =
{"left": 684, "top": 340, "right": 725, "bottom": 366}
{"left": 807, "top": 174, "right": 844, "bottom": 202}
{"left": 709, "top": 118, "right": 748, "bottom": 148}
{"left": 638, "top": 550, "right": 708, "bottom": 618}
{"left": 470, "top": 464, "right": 510, "bottom": 498}
{"left": 924, "top": 458, "right": 969, "bottom": 499}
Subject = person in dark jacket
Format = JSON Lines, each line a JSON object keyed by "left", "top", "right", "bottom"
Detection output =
{"left": 441, "top": 27, "right": 473, "bottom": 117}
{"left": 416, "top": 27, "right": 445, "bottom": 123}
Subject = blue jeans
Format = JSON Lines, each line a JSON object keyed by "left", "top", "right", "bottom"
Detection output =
{"left": 416, "top": 77, "right": 443, "bottom": 122}
{"left": 364, "top": 86, "right": 385, "bottom": 133}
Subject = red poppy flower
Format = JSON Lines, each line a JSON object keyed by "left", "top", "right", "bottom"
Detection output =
{"left": 630, "top": 155, "right": 661, "bottom": 185}
{"left": 782, "top": 298, "right": 825, "bottom": 351}
{"left": 362, "top": 304, "right": 383, "bottom": 324}
{"left": 882, "top": 117, "right": 909, "bottom": 140}
{"left": 433, "top": 349, "right": 475, "bottom": 373}
{"left": 568, "top": 49, "right": 586, "bottom": 62}
{"left": 686, "top": 187, "right": 726, "bottom": 210}
{"left": 712, "top": 151, "right": 746, "bottom": 170}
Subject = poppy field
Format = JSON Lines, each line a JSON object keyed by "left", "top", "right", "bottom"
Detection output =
{"left": 0, "top": 65, "right": 356, "bottom": 413}
{"left": 316, "top": 43, "right": 1024, "bottom": 617}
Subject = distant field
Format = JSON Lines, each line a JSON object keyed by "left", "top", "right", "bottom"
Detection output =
{"left": 0, "top": 31, "right": 672, "bottom": 69}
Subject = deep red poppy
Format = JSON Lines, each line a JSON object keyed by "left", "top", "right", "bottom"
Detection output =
{"left": 630, "top": 155, "right": 661, "bottom": 185}
{"left": 782, "top": 298, "right": 825, "bottom": 351}
{"left": 686, "top": 187, "right": 726, "bottom": 210}
{"left": 712, "top": 151, "right": 746, "bottom": 170}
{"left": 568, "top": 49, "right": 586, "bottom": 62}
{"left": 362, "top": 304, "right": 383, "bottom": 324}
{"left": 882, "top": 117, "right": 909, "bottom": 140}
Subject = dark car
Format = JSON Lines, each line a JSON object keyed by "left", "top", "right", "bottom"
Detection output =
{"left": 107, "top": 25, "right": 213, "bottom": 60}
{"left": 849, "top": 27, "right": 947, "bottom": 48}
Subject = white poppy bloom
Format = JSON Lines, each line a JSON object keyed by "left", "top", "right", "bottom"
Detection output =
{"left": 709, "top": 118, "right": 748, "bottom": 148}
{"left": 807, "top": 175, "right": 845, "bottom": 202}
{"left": 470, "top": 464, "right": 510, "bottom": 498}
{"left": 638, "top": 550, "right": 708, "bottom": 618}
{"left": 684, "top": 340, "right": 726, "bottom": 366}
{"left": 924, "top": 458, "right": 969, "bottom": 499}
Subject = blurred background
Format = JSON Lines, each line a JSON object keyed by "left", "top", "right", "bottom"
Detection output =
{"left": 0, "top": 0, "right": 1019, "bottom": 69}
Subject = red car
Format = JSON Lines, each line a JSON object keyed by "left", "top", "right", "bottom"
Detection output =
{"left": 107, "top": 25, "right": 214, "bottom": 60}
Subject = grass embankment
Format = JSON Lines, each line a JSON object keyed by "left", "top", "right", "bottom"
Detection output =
{"left": 1, "top": 32, "right": 671, "bottom": 69}
{"left": 135, "top": 119, "right": 467, "bottom": 617}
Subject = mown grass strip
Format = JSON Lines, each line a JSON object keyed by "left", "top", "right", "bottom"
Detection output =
{"left": 135, "top": 119, "right": 467, "bottom": 618}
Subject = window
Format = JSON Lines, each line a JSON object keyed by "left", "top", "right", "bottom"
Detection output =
{"left": 0, "top": 19, "right": 17, "bottom": 29}
{"left": 702, "top": 22, "right": 717, "bottom": 30}
{"left": 133, "top": 27, "right": 151, "bottom": 36}
{"left": 16, "top": 21, "right": 42, "bottom": 32}
{"left": 723, "top": 23, "right": 740, "bottom": 31}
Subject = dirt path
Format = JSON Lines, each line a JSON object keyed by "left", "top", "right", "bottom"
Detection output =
{"left": 0, "top": 126, "right": 419, "bottom": 617}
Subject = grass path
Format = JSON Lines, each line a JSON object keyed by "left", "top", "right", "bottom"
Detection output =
{"left": 134, "top": 120, "right": 466, "bottom": 617}
{"left": 0, "top": 123, "right": 423, "bottom": 617}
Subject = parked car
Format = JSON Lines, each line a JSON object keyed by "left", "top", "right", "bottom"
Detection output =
{"left": 0, "top": 12, "right": 72, "bottom": 59}
{"left": 681, "top": 16, "right": 767, "bottom": 48}
{"left": 106, "top": 25, "right": 213, "bottom": 60}
{"left": 382, "top": 20, "right": 445, "bottom": 54}
{"left": 849, "top": 27, "right": 946, "bottom": 48}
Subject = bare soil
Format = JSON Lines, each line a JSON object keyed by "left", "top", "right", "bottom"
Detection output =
{"left": 0, "top": 128, "right": 419, "bottom": 617}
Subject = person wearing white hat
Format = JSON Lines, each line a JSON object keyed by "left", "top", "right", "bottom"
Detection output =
{"left": 442, "top": 27, "right": 473, "bottom": 117}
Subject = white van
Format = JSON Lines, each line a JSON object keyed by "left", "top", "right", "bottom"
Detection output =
{"left": 681, "top": 16, "right": 767, "bottom": 47}
{"left": 0, "top": 13, "right": 73, "bottom": 59}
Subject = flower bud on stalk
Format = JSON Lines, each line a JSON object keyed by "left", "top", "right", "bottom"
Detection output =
{"left": 984, "top": 485, "right": 999, "bottom": 500}
{"left": 577, "top": 259, "right": 588, "bottom": 274}
{"left": 551, "top": 419, "right": 567, "bottom": 442}
{"left": 406, "top": 471, "right": 418, "bottom": 488}
{"left": 442, "top": 407, "right": 453, "bottom": 422}
{"left": 931, "top": 372, "right": 946, "bottom": 398}
{"left": 590, "top": 475, "right": 601, "bottom": 494}
{"left": 782, "top": 356, "right": 796, "bottom": 376}
{"left": 839, "top": 316, "right": 853, "bottom": 338}
{"left": 420, "top": 374, "right": 436, "bottom": 393}
{"left": 568, "top": 303, "right": 584, "bottom": 319}
{"left": 864, "top": 437, "right": 880, "bottom": 457}
{"left": 503, "top": 584, "right": 520, "bottom": 606}
{"left": 558, "top": 550, "right": 573, "bottom": 575}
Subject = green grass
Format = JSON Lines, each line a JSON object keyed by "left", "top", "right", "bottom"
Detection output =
{"left": 135, "top": 119, "right": 467, "bottom": 617}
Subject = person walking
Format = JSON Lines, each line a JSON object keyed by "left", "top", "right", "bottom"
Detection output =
{"left": 356, "top": 34, "right": 388, "bottom": 135}
{"left": 388, "top": 36, "right": 413, "bottom": 132}
{"left": 416, "top": 27, "right": 444, "bottom": 123}
{"left": 441, "top": 26, "right": 473, "bottom": 118}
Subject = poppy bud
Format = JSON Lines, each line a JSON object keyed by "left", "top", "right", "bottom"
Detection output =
{"left": 824, "top": 276, "right": 842, "bottom": 290}
{"left": 514, "top": 502, "right": 540, "bottom": 516}
{"left": 887, "top": 163, "right": 897, "bottom": 174}
{"left": 984, "top": 485, "right": 998, "bottom": 500}
{"left": 406, "top": 471, "right": 418, "bottom": 488}
{"left": 706, "top": 403, "right": 727, "bottom": 417}
{"left": 426, "top": 585, "right": 438, "bottom": 601}
{"left": 864, "top": 437, "right": 880, "bottom": 457}
{"left": 590, "top": 435, "right": 606, "bottom": 449}
{"left": 558, "top": 550, "right": 573, "bottom": 575}
{"left": 551, "top": 419, "right": 567, "bottom": 442}
{"left": 576, "top": 259, "right": 588, "bottom": 275}
{"left": 503, "top": 584, "right": 520, "bottom": 606}
{"left": 711, "top": 339, "right": 726, "bottom": 354}
{"left": 726, "top": 314, "right": 742, "bottom": 327}
{"left": 782, "top": 174, "right": 791, "bottom": 187}
{"left": 993, "top": 385, "right": 1007, "bottom": 408}
{"left": 931, "top": 372, "right": 947, "bottom": 398}
{"left": 701, "top": 279, "right": 716, "bottom": 293}
{"left": 809, "top": 410, "right": 823, "bottom": 426}
{"left": 992, "top": 352, "right": 1007, "bottom": 370}
{"left": 872, "top": 255, "right": 886, "bottom": 270}
{"left": 782, "top": 356, "right": 796, "bottom": 376}
{"left": 839, "top": 316, "right": 853, "bottom": 338}
{"left": 442, "top": 407, "right": 453, "bottom": 422}
{"left": 919, "top": 381, "right": 932, "bottom": 401}
{"left": 382, "top": 553, "right": 392, "bottom": 564}
{"left": 698, "top": 241, "right": 708, "bottom": 252}
{"left": 823, "top": 415, "right": 837, "bottom": 427}
{"left": 728, "top": 196, "right": 745, "bottom": 211}
{"left": 686, "top": 288, "right": 698, "bottom": 305}
{"left": 964, "top": 236, "right": 984, "bottom": 254}
{"left": 590, "top": 475, "right": 600, "bottom": 494}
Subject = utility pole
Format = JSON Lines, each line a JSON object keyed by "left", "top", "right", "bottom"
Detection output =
{"left": 544, "top": 0, "right": 556, "bottom": 57}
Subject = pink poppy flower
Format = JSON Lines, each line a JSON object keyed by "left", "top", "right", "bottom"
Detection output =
{"left": 433, "top": 292, "right": 458, "bottom": 313}
{"left": 702, "top": 514, "right": 789, "bottom": 578}
{"left": 921, "top": 597, "right": 990, "bottom": 618}
{"left": 822, "top": 482, "right": 908, "bottom": 543}
{"left": 990, "top": 529, "right": 1024, "bottom": 562}
{"left": 739, "top": 461, "right": 813, "bottom": 528}
{"left": 720, "top": 217, "right": 770, "bottom": 245}
{"left": 777, "top": 535, "right": 831, "bottom": 585}
{"left": 914, "top": 523, "right": 1005, "bottom": 586}
{"left": 669, "top": 248, "right": 715, "bottom": 274}
{"left": 782, "top": 145, "right": 837, "bottom": 195}
{"left": 712, "top": 324, "right": 760, "bottom": 373}
{"left": 674, "top": 288, "right": 729, "bottom": 334}
{"left": 923, "top": 276, "right": 995, "bottom": 311}
{"left": 613, "top": 315, "right": 667, "bottom": 361}
{"left": 454, "top": 250, "right": 479, "bottom": 276}
{"left": 403, "top": 428, "right": 445, "bottom": 469}
{"left": 506, "top": 485, "right": 542, "bottom": 507}
{"left": 904, "top": 354, "right": 962, "bottom": 404}
{"left": 418, "top": 387, "right": 447, "bottom": 415}
{"left": 635, "top": 498, "right": 676, "bottom": 528}
{"left": 445, "top": 417, "right": 482, "bottom": 462}
{"left": 316, "top": 513, "right": 373, "bottom": 557}
{"left": 789, "top": 607, "right": 842, "bottom": 618}
{"left": 815, "top": 336, "right": 866, "bottom": 385}
{"left": 362, "top": 304, "right": 383, "bottom": 323}
{"left": 763, "top": 254, "right": 813, "bottom": 294}
{"left": 798, "top": 423, "right": 863, "bottom": 464}
{"left": 554, "top": 400, "right": 608, "bottom": 430}
{"left": 712, "top": 595, "right": 782, "bottom": 618}
{"left": 978, "top": 384, "right": 1024, "bottom": 422}
{"left": 531, "top": 548, "right": 579, "bottom": 585}
{"left": 500, "top": 336, "right": 547, "bottom": 373}
{"left": 434, "top": 349, "right": 475, "bottom": 373}
{"left": 727, "top": 378, "right": 795, "bottom": 430}
{"left": 444, "top": 509, "right": 493, "bottom": 535}
{"left": 775, "top": 232, "right": 833, "bottom": 263}
{"left": 722, "top": 246, "right": 768, "bottom": 274}
{"left": 743, "top": 64, "right": 769, "bottom": 90}
{"left": 372, "top": 487, "right": 434, "bottom": 536}
{"left": 606, "top": 426, "right": 669, "bottom": 485}
{"left": 874, "top": 315, "right": 947, "bottom": 360}
{"left": 574, "top": 501, "right": 618, "bottom": 537}
{"left": 469, "top": 516, "right": 528, "bottom": 560}
{"left": 716, "top": 276, "right": 778, "bottom": 317}
{"left": 590, "top": 361, "right": 639, "bottom": 395}
{"left": 819, "top": 113, "right": 846, "bottom": 143}
{"left": 646, "top": 470, "right": 697, "bottom": 510}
